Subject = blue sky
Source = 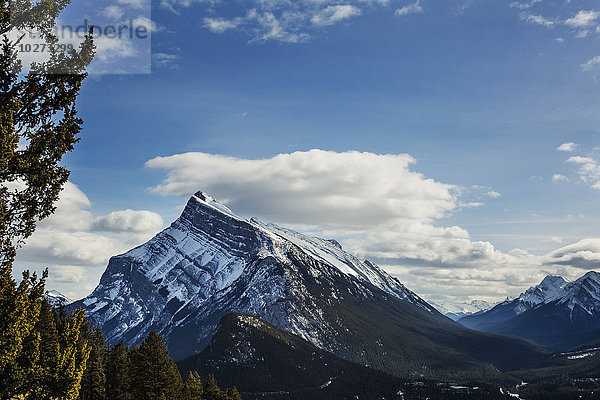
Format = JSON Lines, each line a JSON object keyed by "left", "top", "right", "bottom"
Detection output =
{"left": 14, "top": 0, "right": 600, "bottom": 302}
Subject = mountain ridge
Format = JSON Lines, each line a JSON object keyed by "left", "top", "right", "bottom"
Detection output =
{"left": 460, "top": 271, "right": 600, "bottom": 350}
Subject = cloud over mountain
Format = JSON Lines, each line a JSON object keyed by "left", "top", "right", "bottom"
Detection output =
{"left": 146, "top": 149, "right": 598, "bottom": 301}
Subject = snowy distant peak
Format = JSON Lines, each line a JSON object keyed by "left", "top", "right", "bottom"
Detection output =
{"left": 431, "top": 299, "right": 494, "bottom": 321}
{"left": 541, "top": 275, "right": 569, "bottom": 287}
{"left": 46, "top": 290, "right": 72, "bottom": 306}
{"left": 514, "top": 272, "right": 600, "bottom": 312}
{"left": 519, "top": 275, "right": 569, "bottom": 306}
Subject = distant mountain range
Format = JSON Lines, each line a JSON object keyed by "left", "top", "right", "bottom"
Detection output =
{"left": 73, "top": 191, "right": 549, "bottom": 380}
{"left": 430, "top": 299, "right": 494, "bottom": 321}
{"left": 459, "top": 272, "right": 600, "bottom": 350}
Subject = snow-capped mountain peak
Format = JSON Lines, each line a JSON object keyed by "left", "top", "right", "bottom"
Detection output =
{"left": 552, "top": 271, "right": 600, "bottom": 314}
{"left": 192, "top": 191, "right": 241, "bottom": 221}
{"left": 73, "top": 191, "right": 435, "bottom": 360}
{"left": 520, "top": 275, "right": 569, "bottom": 306}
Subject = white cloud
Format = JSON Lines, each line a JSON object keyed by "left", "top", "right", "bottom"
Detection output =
{"left": 485, "top": 190, "right": 501, "bottom": 198}
{"left": 566, "top": 155, "right": 600, "bottom": 189}
{"left": 395, "top": 0, "right": 423, "bottom": 16}
{"left": 146, "top": 150, "right": 458, "bottom": 226}
{"left": 567, "top": 155, "right": 596, "bottom": 164}
{"left": 311, "top": 5, "right": 362, "bottom": 27}
{"left": 93, "top": 35, "right": 138, "bottom": 62}
{"left": 510, "top": 0, "right": 542, "bottom": 10}
{"left": 552, "top": 173, "right": 569, "bottom": 182}
{"left": 248, "top": 10, "right": 310, "bottom": 43}
{"left": 102, "top": 6, "right": 125, "bottom": 20}
{"left": 153, "top": 52, "right": 179, "bottom": 69}
{"left": 169, "top": 0, "right": 420, "bottom": 43}
{"left": 564, "top": 10, "right": 600, "bottom": 27}
{"left": 544, "top": 238, "right": 600, "bottom": 268}
{"left": 93, "top": 210, "right": 164, "bottom": 232}
{"left": 557, "top": 142, "right": 577, "bottom": 152}
{"left": 203, "top": 17, "right": 242, "bottom": 33}
{"left": 520, "top": 13, "right": 554, "bottom": 27}
{"left": 131, "top": 16, "right": 162, "bottom": 33}
{"left": 509, "top": 3, "right": 600, "bottom": 49}
{"left": 14, "top": 182, "right": 164, "bottom": 299}
{"left": 582, "top": 56, "right": 600, "bottom": 71}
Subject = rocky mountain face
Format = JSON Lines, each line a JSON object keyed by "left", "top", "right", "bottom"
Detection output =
{"left": 73, "top": 191, "right": 548, "bottom": 378}
{"left": 460, "top": 272, "right": 600, "bottom": 350}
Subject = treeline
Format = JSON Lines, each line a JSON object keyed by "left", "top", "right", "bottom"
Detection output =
{"left": 0, "top": 277, "right": 241, "bottom": 400}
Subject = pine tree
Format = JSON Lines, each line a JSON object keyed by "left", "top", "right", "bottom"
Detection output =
{"left": 53, "top": 307, "right": 90, "bottom": 400}
{"left": 29, "top": 300, "right": 60, "bottom": 399}
{"left": 79, "top": 328, "right": 106, "bottom": 400}
{"left": 202, "top": 375, "right": 225, "bottom": 400}
{"left": 23, "top": 302, "right": 90, "bottom": 400}
{"left": 183, "top": 371, "right": 203, "bottom": 400}
{"left": 225, "top": 387, "right": 242, "bottom": 400}
{"left": 106, "top": 342, "right": 131, "bottom": 400}
{"left": 0, "top": 269, "right": 44, "bottom": 399}
{"left": 130, "top": 331, "right": 183, "bottom": 400}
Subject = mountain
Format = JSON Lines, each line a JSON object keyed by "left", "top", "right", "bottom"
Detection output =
{"left": 178, "top": 312, "right": 407, "bottom": 399}
{"left": 459, "top": 275, "right": 568, "bottom": 331}
{"left": 72, "top": 191, "right": 548, "bottom": 379}
{"left": 46, "top": 290, "right": 72, "bottom": 306}
{"left": 460, "top": 272, "right": 600, "bottom": 350}
{"left": 178, "top": 313, "right": 513, "bottom": 400}
{"left": 430, "top": 300, "right": 494, "bottom": 321}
